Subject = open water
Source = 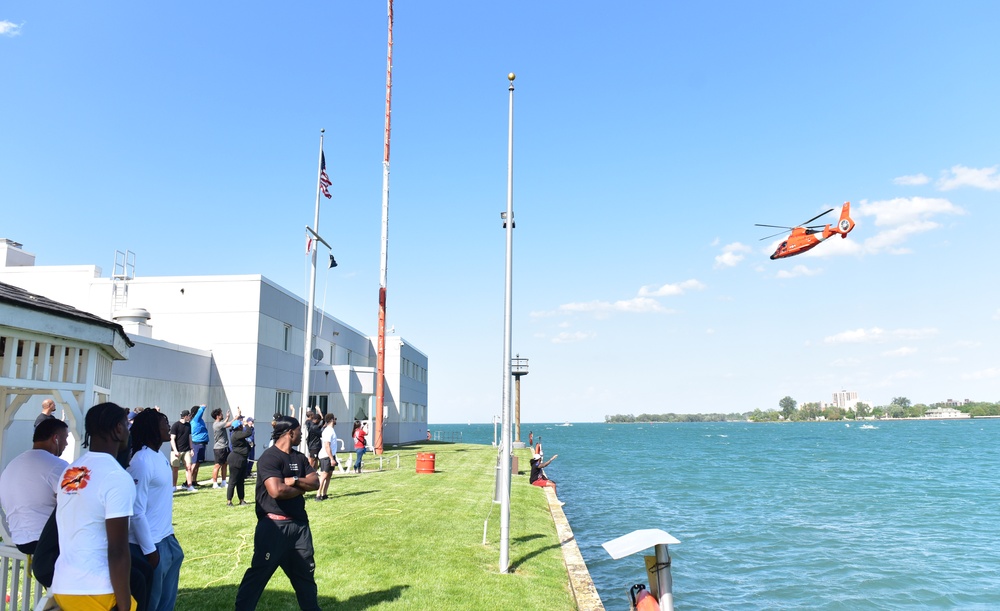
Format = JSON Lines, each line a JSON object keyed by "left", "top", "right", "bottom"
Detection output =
{"left": 433, "top": 419, "right": 1000, "bottom": 610}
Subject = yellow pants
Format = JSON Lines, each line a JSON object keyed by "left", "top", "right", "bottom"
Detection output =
{"left": 53, "top": 593, "right": 137, "bottom": 611}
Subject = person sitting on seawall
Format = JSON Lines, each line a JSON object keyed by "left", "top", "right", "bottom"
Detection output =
{"left": 529, "top": 452, "right": 564, "bottom": 507}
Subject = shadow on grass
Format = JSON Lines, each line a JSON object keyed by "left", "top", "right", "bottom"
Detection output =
{"left": 328, "top": 490, "right": 380, "bottom": 499}
{"left": 514, "top": 533, "right": 545, "bottom": 543}
{"left": 508, "top": 543, "right": 561, "bottom": 573}
{"left": 177, "top": 584, "right": 409, "bottom": 610}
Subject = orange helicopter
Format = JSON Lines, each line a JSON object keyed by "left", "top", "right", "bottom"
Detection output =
{"left": 756, "top": 201, "right": 855, "bottom": 260}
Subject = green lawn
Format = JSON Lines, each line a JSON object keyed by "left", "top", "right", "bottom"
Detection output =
{"left": 173, "top": 443, "right": 575, "bottom": 610}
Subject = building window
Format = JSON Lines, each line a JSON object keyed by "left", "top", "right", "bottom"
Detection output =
{"left": 309, "top": 394, "right": 328, "bottom": 415}
{"left": 275, "top": 390, "right": 291, "bottom": 416}
{"left": 283, "top": 324, "right": 292, "bottom": 352}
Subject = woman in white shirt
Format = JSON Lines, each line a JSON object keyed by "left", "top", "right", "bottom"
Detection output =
{"left": 128, "top": 410, "right": 185, "bottom": 611}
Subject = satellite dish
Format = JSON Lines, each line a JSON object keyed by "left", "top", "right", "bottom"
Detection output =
{"left": 312, "top": 349, "right": 324, "bottom": 361}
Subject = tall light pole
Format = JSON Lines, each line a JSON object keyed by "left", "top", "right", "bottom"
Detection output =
{"left": 498, "top": 72, "right": 516, "bottom": 574}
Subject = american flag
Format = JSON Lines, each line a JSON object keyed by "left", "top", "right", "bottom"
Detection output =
{"left": 319, "top": 151, "right": 332, "bottom": 199}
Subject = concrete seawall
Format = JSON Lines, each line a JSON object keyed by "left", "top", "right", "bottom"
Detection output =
{"left": 545, "top": 487, "right": 605, "bottom": 610}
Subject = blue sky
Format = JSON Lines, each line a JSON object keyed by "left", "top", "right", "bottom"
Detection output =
{"left": 3, "top": 2, "right": 1000, "bottom": 423}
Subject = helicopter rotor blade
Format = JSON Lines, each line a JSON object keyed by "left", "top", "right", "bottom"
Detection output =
{"left": 799, "top": 208, "right": 835, "bottom": 227}
{"left": 754, "top": 224, "right": 795, "bottom": 230}
{"left": 759, "top": 229, "right": 791, "bottom": 241}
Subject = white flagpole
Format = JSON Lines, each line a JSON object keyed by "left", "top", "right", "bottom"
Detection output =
{"left": 499, "top": 72, "right": 516, "bottom": 573}
{"left": 301, "top": 130, "right": 325, "bottom": 432}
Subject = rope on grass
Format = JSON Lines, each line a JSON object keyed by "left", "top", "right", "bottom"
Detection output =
{"left": 329, "top": 498, "right": 404, "bottom": 522}
{"left": 185, "top": 531, "right": 254, "bottom": 590}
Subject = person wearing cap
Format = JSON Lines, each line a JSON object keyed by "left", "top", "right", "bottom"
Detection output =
{"left": 169, "top": 410, "right": 195, "bottom": 492}
{"left": 529, "top": 451, "right": 564, "bottom": 506}
{"left": 234, "top": 415, "right": 320, "bottom": 610}
{"left": 226, "top": 414, "right": 253, "bottom": 506}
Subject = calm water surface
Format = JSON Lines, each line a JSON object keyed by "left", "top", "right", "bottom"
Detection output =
{"left": 434, "top": 420, "right": 1000, "bottom": 610}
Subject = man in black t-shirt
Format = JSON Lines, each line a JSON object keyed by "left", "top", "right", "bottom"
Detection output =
{"left": 234, "top": 416, "right": 320, "bottom": 611}
{"left": 304, "top": 411, "right": 323, "bottom": 469}
{"left": 169, "top": 410, "right": 195, "bottom": 490}
{"left": 34, "top": 399, "right": 57, "bottom": 428}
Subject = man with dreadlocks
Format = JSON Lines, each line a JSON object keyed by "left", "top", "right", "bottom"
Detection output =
{"left": 234, "top": 415, "right": 320, "bottom": 610}
{"left": 128, "top": 409, "right": 185, "bottom": 611}
{"left": 52, "top": 402, "right": 137, "bottom": 611}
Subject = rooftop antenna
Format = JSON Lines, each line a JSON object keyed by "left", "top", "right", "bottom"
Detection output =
{"left": 111, "top": 249, "right": 135, "bottom": 314}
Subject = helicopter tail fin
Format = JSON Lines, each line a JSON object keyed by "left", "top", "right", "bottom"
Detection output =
{"left": 836, "top": 202, "right": 854, "bottom": 237}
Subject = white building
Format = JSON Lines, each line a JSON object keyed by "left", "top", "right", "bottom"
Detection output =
{"left": 0, "top": 239, "right": 428, "bottom": 447}
{"left": 831, "top": 389, "right": 858, "bottom": 409}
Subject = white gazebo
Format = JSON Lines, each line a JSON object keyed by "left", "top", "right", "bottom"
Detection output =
{"left": 0, "top": 281, "right": 132, "bottom": 459}
{"left": 0, "top": 281, "right": 131, "bottom": 542}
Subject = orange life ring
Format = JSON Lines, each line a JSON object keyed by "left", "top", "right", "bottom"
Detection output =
{"left": 630, "top": 584, "right": 660, "bottom": 611}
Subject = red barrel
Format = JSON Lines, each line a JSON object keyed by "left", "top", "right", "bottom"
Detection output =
{"left": 416, "top": 452, "right": 436, "bottom": 473}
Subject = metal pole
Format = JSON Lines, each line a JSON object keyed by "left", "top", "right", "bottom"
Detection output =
{"left": 499, "top": 72, "right": 515, "bottom": 574}
{"left": 374, "top": 0, "right": 394, "bottom": 456}
{"left": 655, "top": 543, "right": 675, "bottom": 611}
{"left": 301, "top": 130, "right": 325, "bottom": 431}
{"left": 514, "top": 375, "right": 522, "bottom": 444}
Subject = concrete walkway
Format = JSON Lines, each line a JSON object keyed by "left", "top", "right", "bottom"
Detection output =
{"left": 545, "top": 487, "right": 605, "bottom": 611}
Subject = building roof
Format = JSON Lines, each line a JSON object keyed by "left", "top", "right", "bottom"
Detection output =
{"left": 0, "top": 280, "right": 134, "bottom": 347}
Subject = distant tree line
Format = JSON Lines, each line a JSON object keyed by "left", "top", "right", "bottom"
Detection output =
{"left": 605, "top": 412, "right": 747, "bottom": 423}
{"left": 606, "top": 396, "right": 1000, "bottom": 424}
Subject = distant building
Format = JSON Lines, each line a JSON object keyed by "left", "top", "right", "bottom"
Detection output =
{"left": 923, "top": 406, "right": 970, "bottom": 419}
{"left": 0, "top": 239, "right": 428, "bottom": 447}
{"left": 831, "top": 390, "right": 859, "bottom": 409}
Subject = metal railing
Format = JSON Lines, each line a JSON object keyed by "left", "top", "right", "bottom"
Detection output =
{"left": 0, "top": 545, "right": 44, "bottom": 611}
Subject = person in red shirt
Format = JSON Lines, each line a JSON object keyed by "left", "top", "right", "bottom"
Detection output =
{"left": 351, "top": 420, "right": 367, "bottom": 474}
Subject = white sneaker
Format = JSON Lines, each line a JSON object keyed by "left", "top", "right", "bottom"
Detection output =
{"left": 220, "top": 479, "right": 228, "bottom": 486}
{"left": 186, "top": 485, "right": 197, "bottom": 492}
{"left": 212, "top": 483, "right": 222, "bottom": 489}
{"left": 174, "top": 485, "right": 184, "bottom": 492}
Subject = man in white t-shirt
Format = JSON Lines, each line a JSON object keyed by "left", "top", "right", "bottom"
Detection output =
{"left": 0, "top": 418, "right": 69, "bottom": 554}
{"left": 53, "top": 402, "right": 137, "bottom": 611}
{"left": 128, "top": 409, "right": 185, "bottom": 611}
{"left": 315, "top": 414, "right": 338, "bottom": 501}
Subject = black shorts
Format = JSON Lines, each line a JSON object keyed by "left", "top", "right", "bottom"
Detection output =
{"left": 214, "top": 447, "right": 230, "bottom": 465}
{"left": 319, "top": 457, "right": 337, "bottom": 473}
{"left": 308, "top": 445, "right": 321, "bottom": 460}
